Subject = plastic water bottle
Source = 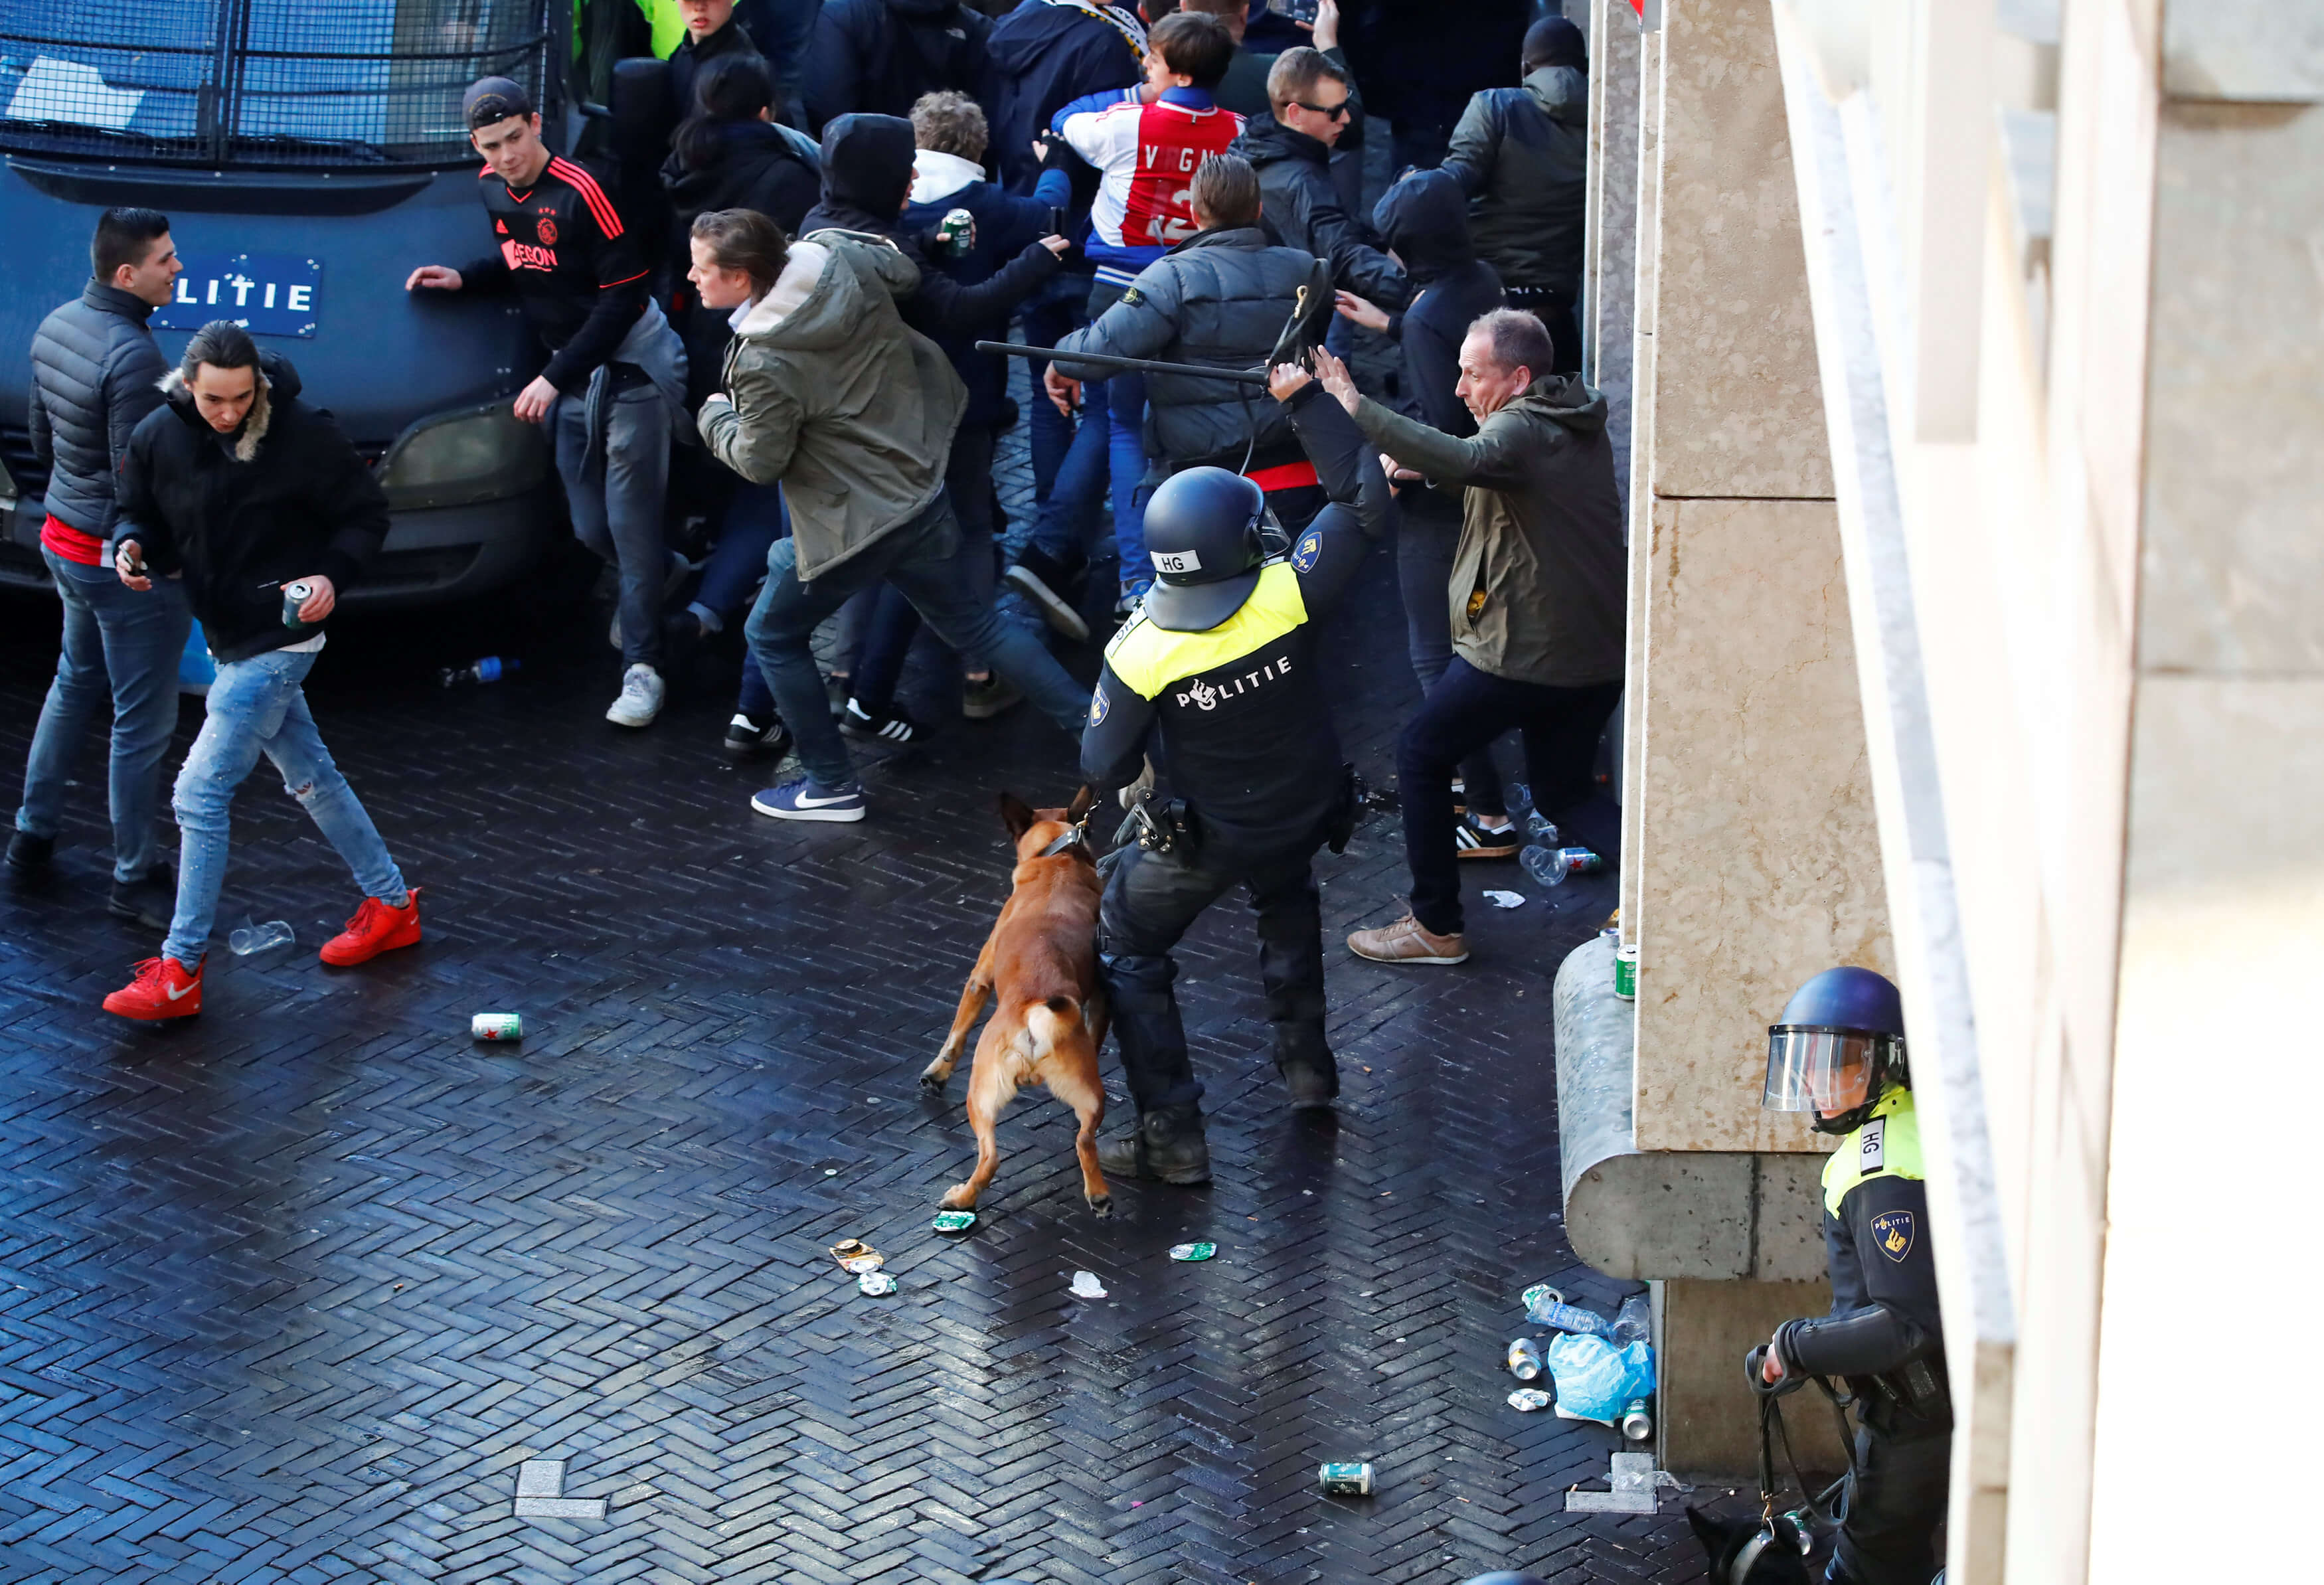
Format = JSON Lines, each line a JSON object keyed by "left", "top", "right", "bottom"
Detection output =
{"left": 1610, "top": 1292, "right": 1653, "bottom": 1345}
{"left": 1521, "top": 845, "right": 1604, "bottom": 888}
{"left": 439, "top": 656, "right": 520, "bottom": 687}
{"left": 228, "top": 918, "right": 295, "bottom": 956}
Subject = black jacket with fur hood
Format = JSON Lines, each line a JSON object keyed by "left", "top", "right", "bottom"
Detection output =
{"left": 117, "top": 352, "right": 389, "bottom": 664}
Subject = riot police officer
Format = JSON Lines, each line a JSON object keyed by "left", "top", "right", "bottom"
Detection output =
{"left": 1755, "top": 967, "right": 1950, "bottom": 1585}
{"left": 1080, "top": 359, "right": 1392, "bottom": 1185}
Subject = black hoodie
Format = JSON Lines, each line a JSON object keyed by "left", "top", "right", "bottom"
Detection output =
{"left": 987, "top": 0, "right": 1145, "bottom": 191}
{"left": 803, "top": 0, "right": 995, "bottom": 131}
{"left": 116, "top": 353, "right": 388, "bottom": 664}
{"left": 1370, "top": 169, "right": 1504, "bottom": 439}
{"left": 799, "top": 114, "right": 1061, "bottom": 351}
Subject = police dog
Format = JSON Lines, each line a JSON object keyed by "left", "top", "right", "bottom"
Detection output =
{"left": 920, "top": 788, "right": 1112, "bottom": 1215}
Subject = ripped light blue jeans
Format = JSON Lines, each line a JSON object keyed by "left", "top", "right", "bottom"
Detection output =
{"left": 161, "top": 645, "right": 405, "bottom": 965}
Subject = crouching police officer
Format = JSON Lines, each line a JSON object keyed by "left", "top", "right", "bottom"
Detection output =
{"left": 1081, "top": 357, "right": 1392, "bottom": 1185}
{"left": 1753, "top": 967, "right": 1950, "bottom": 1585}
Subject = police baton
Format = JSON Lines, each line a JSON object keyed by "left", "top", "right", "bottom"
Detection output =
{"left": 973, "top": 342, "right": 1271, "bottom": 384}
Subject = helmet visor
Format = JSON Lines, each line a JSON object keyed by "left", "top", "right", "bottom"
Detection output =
{"left": 1762, "top": 1027, "right": 1881, "bottom": 1114}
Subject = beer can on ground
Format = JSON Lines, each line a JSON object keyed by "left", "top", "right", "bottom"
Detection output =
{"left": 1506, "top": 1337, "right": 1544, "bottom": 1380}
{"left": 471, "top": 1013, "right": 523, "bottom": 1041}
{"left": 932, "top": 1210, "right": 977, "bottom": 1233}
{"left": 1317, "top": 1461, "right": 1373, "bottom": 1497}
{"left": 1621, "top": 1398, "right": 1653, "bottom": 1442}
{"left": 282, "top": 580, "right": 313, "bottom": 628}
{"left": 1614, "top": 944, "right": 1639, "bottom": 1001}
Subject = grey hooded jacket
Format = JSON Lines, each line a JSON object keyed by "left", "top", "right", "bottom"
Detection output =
{"left": 1441, "top": 64, "right": 1588, "bottom": 295}
{"left": 1050, "top": 226, "right": 1329, "bottom": 469}
{"left": 27, "top": 282, "right": 170, "bottom": 544}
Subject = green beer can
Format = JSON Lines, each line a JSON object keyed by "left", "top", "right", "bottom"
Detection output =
{"left": 1317, "top": 1461, "right": 1373, "bottom": 1496}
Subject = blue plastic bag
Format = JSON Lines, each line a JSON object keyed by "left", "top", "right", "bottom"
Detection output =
{"left": 178, "top": 619, "right": 215, "bottom": 695}
{"left": 1543, "top": 1333, "right": 1656, "bottom": 1422}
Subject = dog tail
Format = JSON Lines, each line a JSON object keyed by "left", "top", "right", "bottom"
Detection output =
{"left": 1022, "top": 995, "right": 1080, "bottom": 1058}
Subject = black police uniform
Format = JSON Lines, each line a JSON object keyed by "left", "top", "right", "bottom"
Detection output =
{"left": 1773, "top": 1085, "right": 1950, "bottom": 1584}
{"left": 1080, "top": 385, "right": 1391, "bottom": 1135}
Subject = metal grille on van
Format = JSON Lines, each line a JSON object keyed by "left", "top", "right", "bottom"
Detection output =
{"left": 0, "top": 1, "right": 553, "bottom": 169}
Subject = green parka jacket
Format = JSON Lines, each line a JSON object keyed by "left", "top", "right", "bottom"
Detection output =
{"left": 698, "top": 229, "right": 967, "bottom": 580}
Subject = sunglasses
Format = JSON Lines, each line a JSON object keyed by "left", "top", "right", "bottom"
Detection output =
{"left": 1293, "top": 98, "right": 1353, "bottom": 121}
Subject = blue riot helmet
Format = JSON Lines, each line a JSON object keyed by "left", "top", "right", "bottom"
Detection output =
{"left": 1762, "top": 966, "right": 1910, "bottom": 1135}
{"left": 1138, "top": 466, "right": 1270, "bottom": 632}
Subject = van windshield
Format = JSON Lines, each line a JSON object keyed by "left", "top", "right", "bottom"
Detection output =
{"left": 0, "top": 0, "right": 550, "bottom": 168}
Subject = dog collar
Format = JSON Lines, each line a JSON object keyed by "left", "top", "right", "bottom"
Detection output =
{"left": 1037, "top": 817, "right": 1091, "bottom": 859}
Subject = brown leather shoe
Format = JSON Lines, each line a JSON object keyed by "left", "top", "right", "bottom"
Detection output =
{"left": 1347, "top": 914, "right": 1469, "bottom": 965}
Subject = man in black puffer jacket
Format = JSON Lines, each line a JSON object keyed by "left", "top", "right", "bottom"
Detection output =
{"left": 1230, "top": 46, "right": 1405, "bottom": 313}
{"left": 9, "top": 208, "right": 191, "bottom": 926}
{"left": 1440, "top": 16, "right": 1588, "bottom": 372}
{"left": 101, "top": 323, "right": 422, "bottom": 1023}
{"left": 1048, "top": 153, "right": 1329, "bottom": 521}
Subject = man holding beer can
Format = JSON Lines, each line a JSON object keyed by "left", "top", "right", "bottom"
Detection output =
{"left": 100, "top": 323, "right": 421, "bottom": 1020}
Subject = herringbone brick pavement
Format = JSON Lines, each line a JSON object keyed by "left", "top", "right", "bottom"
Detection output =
{"left": 0, "top": 365, "right": 1744, "bottom": 1584}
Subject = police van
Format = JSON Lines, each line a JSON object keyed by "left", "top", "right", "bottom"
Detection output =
{"left": 0, "top": 1, "right": 581, "bottom": 605}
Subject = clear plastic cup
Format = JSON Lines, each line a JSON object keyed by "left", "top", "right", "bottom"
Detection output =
{"left": 228, "top": 918, "right": 295, "bottom": 956}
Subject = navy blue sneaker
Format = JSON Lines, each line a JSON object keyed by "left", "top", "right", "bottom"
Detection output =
{"left": 750, "top": 778, "right": 867, "bottom": 823}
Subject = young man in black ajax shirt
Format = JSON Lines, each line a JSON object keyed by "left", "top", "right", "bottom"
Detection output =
{"left": 406, "top": 77, "right": 689, "bottom": 729}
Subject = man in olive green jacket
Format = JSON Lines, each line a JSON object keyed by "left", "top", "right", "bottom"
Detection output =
{"left": 701, "top": 225, "right": 1090, "bottom": 822}
{"left": 1309, "top": 309, "right": 1624, "bottom": 965}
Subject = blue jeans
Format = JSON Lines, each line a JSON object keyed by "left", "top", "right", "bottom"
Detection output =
{"left": 693, "top": 482, "right": 789, "bottom": 631}
{"left": 1022, "top": 271, "right": 1090, "bottom": 502}
{"left": 163, "top": 647, "right": 406, "bottom": 965}
{"left": 851, "top": 423, "right": 999, "bottom": 710}
{"left": 552, "top": 384, "right": 672, "bottom": 669}
{"left": 743, "top": 493, "right": 1089, "bottom": 790}
{"left": 1027, "top": 375, "right": 1110, "bottom": 565}
{"left": 16, "top": 548, "right": 191, "bottom": 881}
{"left": 1106, "top": 370, "right": 1151, "bottom": 590}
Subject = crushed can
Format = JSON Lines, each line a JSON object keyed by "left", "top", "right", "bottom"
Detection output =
{"left": 282, "top": 580, "right": 314, "bottom": 629}
{"left": 1507, "top": 1388, "right": 1552, "bottom": 1412}
{"left": 1317, "top": 1461, "right": 1373, "bottom": 1497}
{"left": 857, "top": 1270, "right": 897, "bottom": 1296}
{"left": 932, "top": 1210, "right": 977, "bottom": 1233}
{"left": 830, "top": 1238, "right": 884, "bottom": 1273}
{"left": 1506, "top": 1337, "right": 1545, "bottom": 1381}
{"left": 1169, "top": 1242, "right": 1217, "bottom": 1262}
{"left": 471, "top": 1013, "right": 523, "bottom": 1042}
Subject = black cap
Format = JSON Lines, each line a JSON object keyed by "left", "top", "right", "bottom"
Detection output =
{"left": 462, "top": 76, "right": 534, "bottom": 131}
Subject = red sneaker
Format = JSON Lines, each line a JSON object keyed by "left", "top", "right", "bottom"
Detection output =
{"left": 103, "top": 956, "right": 203, "bottom": 1020}
{"left": 319, "top": 886, "right": 423, "bottom": 966}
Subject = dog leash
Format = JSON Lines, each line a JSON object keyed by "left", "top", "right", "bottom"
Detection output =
{"left": 1734, "top": 1351, "right": 1857, "bottom": 1580}
{"left": 1037, "top": 811, "right": 1093, "bottom": 859}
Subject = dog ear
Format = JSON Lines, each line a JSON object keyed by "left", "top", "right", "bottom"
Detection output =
{"left": 997, "top": 792, "right": 1037, "bottom": 840}
{"left": 1066, "top": 784, "right": 1095, "bottom": 823}
{"left": 1686, "top": 1505, "right": 1734, "bottom": 1556}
